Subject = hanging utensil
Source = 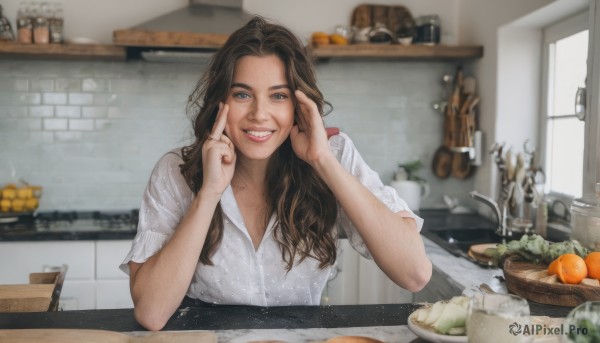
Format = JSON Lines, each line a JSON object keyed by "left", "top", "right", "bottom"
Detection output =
{"left": 432, "top": 146, "right": 453, "bottom": 179}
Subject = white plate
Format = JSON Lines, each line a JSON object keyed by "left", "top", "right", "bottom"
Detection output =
{"left": 407, "top": 311, "right": 467, "bottom": 343}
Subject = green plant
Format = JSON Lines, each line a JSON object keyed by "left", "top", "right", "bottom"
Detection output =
{"left": 398, "top": 160, "right": 426, "bottom": 183}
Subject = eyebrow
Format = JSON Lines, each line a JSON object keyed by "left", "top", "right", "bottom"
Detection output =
{"left": 230, "top": 83, "right": 291, "bottom": 91}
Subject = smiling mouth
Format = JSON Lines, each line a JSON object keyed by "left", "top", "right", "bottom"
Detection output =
{"left": 244, "top": 130, "right": 274, "bottom": 138}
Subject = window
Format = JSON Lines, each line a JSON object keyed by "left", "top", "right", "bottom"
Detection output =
{"left": 542, "top": 12, "right": 589, "bottom": 199}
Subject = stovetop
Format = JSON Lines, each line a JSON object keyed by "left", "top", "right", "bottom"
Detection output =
{"left": 36, "top": 210, "right": 139, "bottom": 232}
{"left": 0, "top": 210, "right": 139, "bottom": 234}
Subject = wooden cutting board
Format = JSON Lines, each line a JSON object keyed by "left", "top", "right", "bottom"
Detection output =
{"left": 0, "top": 329, "right": 217, "bottom": 343}
{"left": 503, "top": 257, "right": 600, "bottom": 307}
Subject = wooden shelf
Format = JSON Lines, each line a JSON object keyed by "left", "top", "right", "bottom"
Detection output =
{"left": 0, "top": 42, "right": 126, "bottom": 61}
{"left": 308, "top": 44, "right": 483, "bottom": 60}
{"left": 113, "top": 29, "right": 228, "bottom": 49}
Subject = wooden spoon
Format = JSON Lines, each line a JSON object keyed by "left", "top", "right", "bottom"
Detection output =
{"left": 432, "top": 146, "right": 452, "bottom": 179}
{"left": 451, "top": 152, "right": 472, "bottom": 179}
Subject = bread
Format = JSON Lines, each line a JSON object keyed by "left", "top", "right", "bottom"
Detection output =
{"left": 351, "top": 5, "right": 372, "bottom": 28}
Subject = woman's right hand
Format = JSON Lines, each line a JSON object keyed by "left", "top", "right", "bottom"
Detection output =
{"left": 201, "top": 103, "right": 236, "bottom": 198}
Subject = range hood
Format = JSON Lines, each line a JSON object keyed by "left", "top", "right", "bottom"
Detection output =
{"left": 113, "top": 0, "right": 252, "bottom": 49}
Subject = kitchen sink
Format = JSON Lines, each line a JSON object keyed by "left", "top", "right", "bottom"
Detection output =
{"left": 423, "top": 224, "right": 569, "bottom": 261}
{"left": 422, "top": 226, "right": 521, "bottom": 258}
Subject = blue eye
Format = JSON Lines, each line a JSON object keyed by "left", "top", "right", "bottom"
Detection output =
{"left": 272, "top": 93, "right": 288, "bottom": 100}
{"left": 233, "top": 92, "right": 251, "bottom": 99}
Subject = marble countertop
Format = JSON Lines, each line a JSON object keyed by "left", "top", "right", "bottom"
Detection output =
{"left": 422, "top": 235, "right": 508, "bottom": 294}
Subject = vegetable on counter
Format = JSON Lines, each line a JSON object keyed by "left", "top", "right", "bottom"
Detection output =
{"left": 484, "top": 234, "right": 590, "bottom": 266}
{"left": 411, "top": 296, "right": 469, "bottom": 335}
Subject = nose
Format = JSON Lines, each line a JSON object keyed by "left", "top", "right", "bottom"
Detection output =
{"left": 248, "top": 97, "right": 269, "bottom": 122}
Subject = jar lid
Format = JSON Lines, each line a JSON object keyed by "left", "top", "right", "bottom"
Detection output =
{"left": 570, "top": 182, "right": 600, "bottom": 216}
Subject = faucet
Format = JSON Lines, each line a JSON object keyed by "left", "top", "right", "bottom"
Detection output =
{"left": 470, "top": 191, "right": 511, "bottom": 238}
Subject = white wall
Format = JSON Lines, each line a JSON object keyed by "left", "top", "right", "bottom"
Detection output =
{"left": 1, "top": 0, "right": 586, "bottom": 206}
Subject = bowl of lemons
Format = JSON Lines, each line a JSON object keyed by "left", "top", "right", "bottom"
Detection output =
{"left": 0, "top": 182, "right": 42, "bottom": 222}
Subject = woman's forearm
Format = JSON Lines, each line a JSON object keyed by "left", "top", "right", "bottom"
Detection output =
{"left": 130, "top": 190, "right": 220, "bottom": 330}
{"left": 310, "top": 154, "right": 432, "bottom": 292}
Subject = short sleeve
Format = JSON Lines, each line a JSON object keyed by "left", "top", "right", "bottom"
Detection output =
{"left": 329, "top": 133, "right": 424, "bottom": 259}
{"left": 119, "top": 150, "right": 194, "bottom": 274}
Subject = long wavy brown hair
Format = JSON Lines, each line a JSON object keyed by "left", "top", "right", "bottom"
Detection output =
{"left": 180, "top": 16, "right": 338, "bottom": 271}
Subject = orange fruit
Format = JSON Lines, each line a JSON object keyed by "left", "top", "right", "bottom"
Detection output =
{"left": 547, "top": 259, "right": 560, "bottom": 276}
{"left": 585, "top": 252, "right": 600, "bottom": 280}
{"left": 551, "top": 253, "right": 588, "bottom": 284}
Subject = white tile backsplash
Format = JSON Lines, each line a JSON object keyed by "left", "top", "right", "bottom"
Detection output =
{"left": 0, "top": 59, "right": 476, "bottom": 211}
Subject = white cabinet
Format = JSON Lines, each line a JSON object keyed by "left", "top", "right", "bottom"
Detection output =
{"left": 0, "top": 239, "right": 133, "bottom": 310}
{"left": 95, "top": 240, "right": 133, "bottom": 309}
{"left": 0, "top": 241, "right": 96, "bottom": 310}
{"left": 96, "top": 280, "right": 132, "bottom": 309}
{"left": 0, "top": 241, "right": 95, "bottom": 282}
{"left": 322, "top": 240, "right": 413, "bottom": 305}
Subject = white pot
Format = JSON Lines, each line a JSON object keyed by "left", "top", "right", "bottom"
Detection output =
{"left": 390, "top": 180, "right": 430, "bottom": 211}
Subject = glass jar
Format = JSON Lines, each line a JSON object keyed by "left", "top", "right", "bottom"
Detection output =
{"left": 415, "top": 15, "right": 441, "bottom": 45}
{"left": 570, "top": 183, "right": 600, "bottom": 251}
{"left": 16, "top": 2, "right": 33, "bottom": 44}
{"left": 0, "top": 4, "right": 15, "bottom": 42}
{"left": 48, "top": 2, "right": 63, "bottom": 43}
{"left": 32, "top": 2, "right": 50, "bottom": 44}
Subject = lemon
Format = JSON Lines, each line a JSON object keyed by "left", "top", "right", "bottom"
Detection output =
{"left": 24, "top": 198, "right": 39, "bottom": 211}
{"left": 11, "top": 198, "right": 25, "bottom": 212}
{"left": 17, "top": 187, "right": 33, "bottom": 199}
{"left": 0, "top": 199, "right": 11, "bottom": 212}
{"left": 1, "top": 188, "right": 17, "bottom": 200}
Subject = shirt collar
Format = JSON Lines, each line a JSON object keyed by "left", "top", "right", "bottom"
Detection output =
{"left": 220, "top": 184, "right": 277, "bottom": 248}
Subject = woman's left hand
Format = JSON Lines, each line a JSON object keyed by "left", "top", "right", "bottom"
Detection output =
{"left": 290, "top": 90, "right": 333, "bottom": 165}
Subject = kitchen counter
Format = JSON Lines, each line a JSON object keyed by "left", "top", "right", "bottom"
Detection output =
{"left": 0, "top": 210, "right": 573, "bottom": 341}
{"left": 0, "top": 301, "right": 571, "bottom": 341}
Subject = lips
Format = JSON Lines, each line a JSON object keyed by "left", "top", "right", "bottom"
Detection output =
{"left": 243, "top": 128, "right": 275, "bottom": 142}
{"left": 244, "top": 130, "right": 274, "bottom": 138}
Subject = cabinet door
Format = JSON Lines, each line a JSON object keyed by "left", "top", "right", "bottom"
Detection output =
{"left": 323, "top": 240, "right": 413, "bottom": 305}
{"left": 96, "top": 279, "right": 133, "bottom": 309}
{"left": 0, "top": 241, "right": 95, "bottom": 283}
{"left": 322, "top": 240, "right": 360, "bottom": 305}
{"left": 0, "top": 241, "right": 96, "bottom": 310}
{"left": 358, "top": 256, "right": 413, "bottom": 304}
{"left": 61, "top": 280, "right": 96, "bottom": 310}
{"left": 96, "top": 240, "right": 132, "bottom": 280}
{"left": 95, "top": 240, "right": 133, "bottom": 309}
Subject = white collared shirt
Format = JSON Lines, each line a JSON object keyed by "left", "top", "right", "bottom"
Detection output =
{"left": 120, "top": 132, "right": 423, "bottom": 306}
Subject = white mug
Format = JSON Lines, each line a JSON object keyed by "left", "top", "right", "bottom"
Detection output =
{"left": 390, "top": 180, "right": 430, "bottom": 211}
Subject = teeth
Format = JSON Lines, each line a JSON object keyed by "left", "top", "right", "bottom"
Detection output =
{"left": 245, "top": 130, "right": 272, "bottom": 138}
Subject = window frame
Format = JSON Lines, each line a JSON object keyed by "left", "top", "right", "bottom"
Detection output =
{"left": 539, "top": 10, "right": 590, "bottom": 204}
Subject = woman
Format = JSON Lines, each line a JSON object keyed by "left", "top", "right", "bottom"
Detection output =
{"left": 121, "top": 16, "right": 431, "bottom": 331}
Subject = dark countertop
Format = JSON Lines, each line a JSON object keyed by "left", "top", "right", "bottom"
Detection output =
{"left": 0, "top": 301, "right": 571, "bottom": 332}
{"left": 0, "top": 213, "right": 136, "bottom": 241}
{"left": 0, "top": 208, "right": 486, "bottom": 242}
